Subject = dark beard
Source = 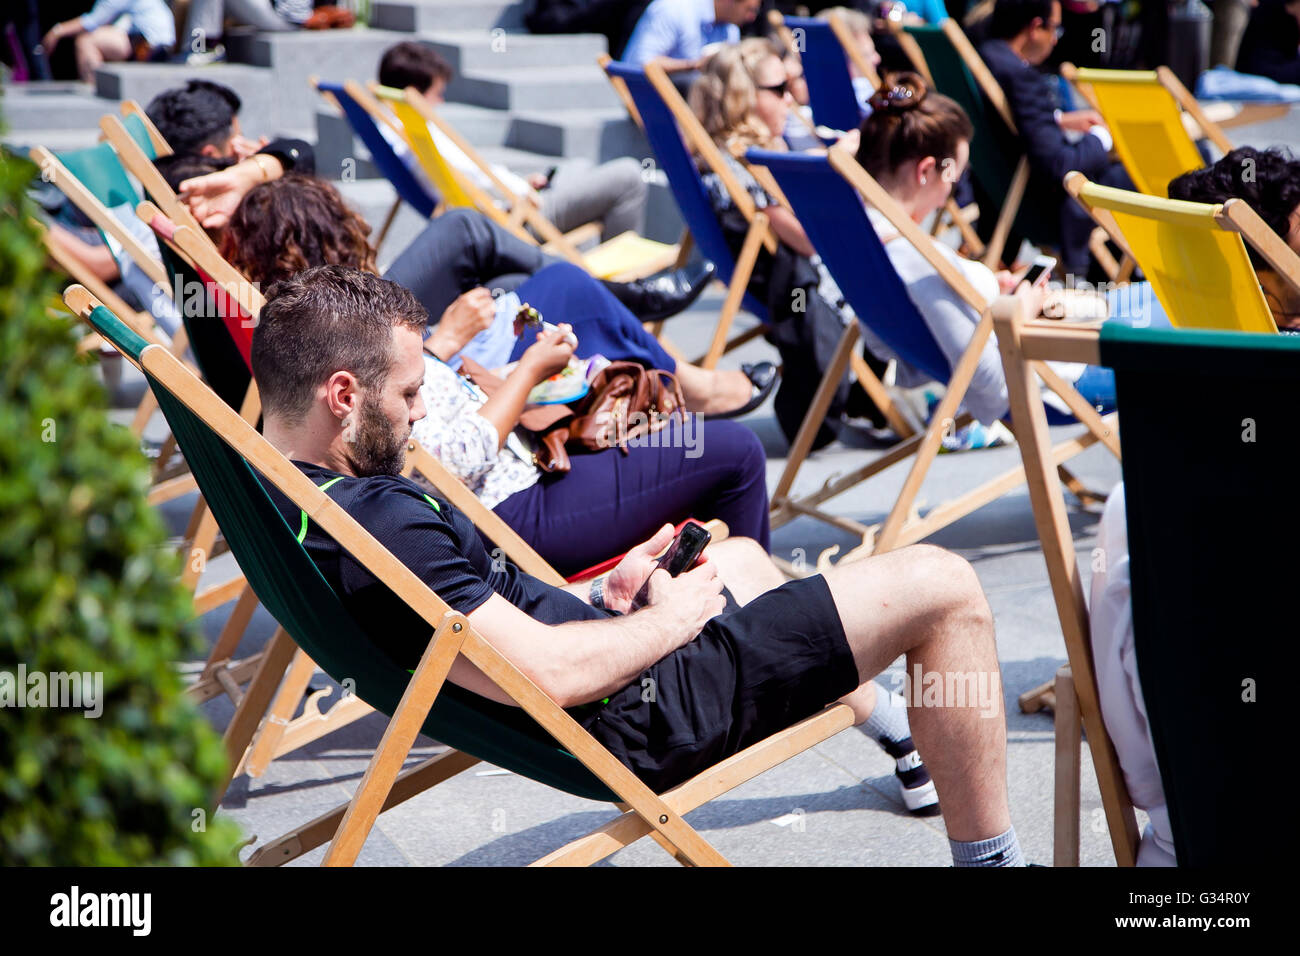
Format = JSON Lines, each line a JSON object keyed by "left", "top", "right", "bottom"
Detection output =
{"left": 346, "top": 396, "right": 408, "bottom": 477}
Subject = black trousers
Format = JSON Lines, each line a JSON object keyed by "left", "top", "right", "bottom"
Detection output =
{"left": 383, "top": 209, "right": 557, "bottom": 324}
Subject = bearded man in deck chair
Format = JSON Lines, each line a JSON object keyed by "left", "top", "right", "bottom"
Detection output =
{"left": 252, "top": 264, "right": 1027, "bottom": 866}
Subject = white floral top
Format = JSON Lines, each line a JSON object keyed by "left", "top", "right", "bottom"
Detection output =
{"left": 409, "top": 355, "right": 540, "bottom": 509}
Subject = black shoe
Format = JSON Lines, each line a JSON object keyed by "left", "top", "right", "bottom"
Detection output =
{"left": 603, "top": 261, "right": 716, "bottom": 323}
{"left": 704, "top": 362, "right": 779, "bottom": 420}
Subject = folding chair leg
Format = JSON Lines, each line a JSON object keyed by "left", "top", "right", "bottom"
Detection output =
{"left": 245, "top": 748, "right": 480, "bottom": 866}
{"left": 1053, "top": 665, "right": 1081, "bottom": 867}
{"left": 771, "top": 323, "right": 860, "bottom": 507}
{"left": 201, "top": 584, "right": 259, "bottom": 682}
{"left": 982, "top": 157, "right": 1030, "bottom": 270}
{"left": 322, "top": 612, "right": 470, "bottom": 866}
{"left": 673, "top": 228, "right": 694, "bottom": 269}
{"left": 215, "top": 627, "right": 298, "bottom": 804}
{"left": 614, "top": 802, "right": 694, "bottom": 866}
{"left": 372, "top": 197, "right": 402, "bottom": 255}
{"left": 848, "top": 350, "right": 914, "bottom": 439}
{"left": 132, "top": 389, "right": 159, "bottom": 436}
{"left": 1019, "top": 679, "right": 1057, "bottom": 713}
{"left": 696, "top": 212, "right": 767, "bottom": 369}
{"left": 239, "top": 647, "right": 320, "bottom": 779}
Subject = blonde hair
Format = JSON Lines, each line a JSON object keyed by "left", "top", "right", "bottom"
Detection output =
{"left": 819, "top": 5, "right": 871, "bottom": 36}
{"left": 690, "top": 37, "right": 786, "bottom": 157}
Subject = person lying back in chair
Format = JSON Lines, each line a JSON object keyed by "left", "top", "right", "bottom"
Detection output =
{"left": 252, "top": 263, "right": 1030, "bottom": 865}
{"left": 1168, "top": 146, "right": 1300, "bottom": 332}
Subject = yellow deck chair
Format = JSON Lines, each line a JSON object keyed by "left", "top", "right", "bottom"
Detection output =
{"left": 1061, "top": 65, "right": 1229, "bottom": 199}
{"left": 369, "top": 83, "right": 681, "bottom": 282}
{"left": 1064, "top": 172, "right": 1296, "bottom": 333}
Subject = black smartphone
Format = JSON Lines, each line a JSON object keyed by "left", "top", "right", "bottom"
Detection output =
{"left": 628, "top": 522, "right": 712, "bottom": 612}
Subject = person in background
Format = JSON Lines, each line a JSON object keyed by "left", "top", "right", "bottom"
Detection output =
{"left": 175, "top": 0, "right": 311, "bottom": 65}
{"left": 41, "top": 0, "right": 175, "bottom": 82}
{"left": 691, "top": 37, "right": 895, "bottom": 446}
{"left": 819, "top": 5, "right": 882, "bottom": 115}
{"left": 1235, "top": 0, "right": 1300, "bottom": 84}
{"left": 622, "top": 0, "right": 762, "bottom": 71}
{"left": 977, "top": 0, "right": 1133, "bottom": 274}
{"left": 378, "top": 41, "right": 649, "bottom": 242}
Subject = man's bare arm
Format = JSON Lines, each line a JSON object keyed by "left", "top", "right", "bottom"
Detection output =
{"left": 452, "top": 562, "right": 724, "bottom": 708}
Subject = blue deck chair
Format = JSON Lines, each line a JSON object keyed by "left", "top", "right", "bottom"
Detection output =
{"left": 748, "top": 147, "right": 1118, "bottom": 561}
{"left": 314, "top": 78, "right": 438, "bottom": 220}
{"left": 66, "top": 284, "right": 856, "bottom": 867}
{"left": 603, "top": 59, "right": 774, "bottom": 368}
{"left": 782, "top": 16, "right": 865, "bottom": 133}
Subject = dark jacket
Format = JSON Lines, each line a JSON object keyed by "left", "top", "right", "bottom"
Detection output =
{"left": 978, "top": 38, "right": 1112, "bottom": 188}
{"left": 1236, "top": 0, "right": 1300, "bottom": 85}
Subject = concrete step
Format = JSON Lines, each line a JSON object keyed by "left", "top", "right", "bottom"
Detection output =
{"left": 449, "top": 65, "right": 620, "bottom": 111}
{"left": 418, "top": 30, "right": 607, "bottom": 73}
{"left": 0, "top": 85, "right": 111, "bottom": 131}
{"left": 224, "top": 27, "right": 416, "bottom": 133}
{"left": 3, "top": 127, "right": 105, "bottom": 154}
{"left": 93, "top": 63, "right": 287, "bottom": 138}
{"left": 373, "top": 0, "right": 527, "bottom": 32}
{"left": 508, "top": 107, "right": 647, "bottom": 165}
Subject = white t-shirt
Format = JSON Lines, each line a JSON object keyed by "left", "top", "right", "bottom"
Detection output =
{"left": 103, "top": 202, "right": 181, "bottom": 339}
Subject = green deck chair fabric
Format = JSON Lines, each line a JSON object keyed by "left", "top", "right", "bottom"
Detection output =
{"left": 904, "top": 23, "right": 1057, "bottom": 247}
{"left": 85, "top": 302, "right": 619, "bottom": 802}
{"left": 1098, "top": 323, "right": 1292, "bottom": 867}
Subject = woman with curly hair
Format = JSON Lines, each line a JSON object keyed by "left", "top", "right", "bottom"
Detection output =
{"left": 690, "top": 37, "right": 891, "bottom": 448}
{"left": 221, "top": 174, "right": 773, "bottom": 575}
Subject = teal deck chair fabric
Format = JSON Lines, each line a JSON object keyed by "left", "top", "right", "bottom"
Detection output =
{"left": 1098, "top": 323, "right": 1292, "bottom": 866}
{"left": 903, "top": 24, "right": 1056, "bottom": 247}
{"left": 85, "top": 302, "right": 619, "bottom": 803}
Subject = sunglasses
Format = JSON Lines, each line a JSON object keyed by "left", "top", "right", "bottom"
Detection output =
{"left": 756, "top": 79, "right": 789, "bottom": 97}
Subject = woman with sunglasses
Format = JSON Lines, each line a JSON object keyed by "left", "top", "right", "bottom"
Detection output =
{"left": 690, "top": 38, "right": 893, "bottom": 449}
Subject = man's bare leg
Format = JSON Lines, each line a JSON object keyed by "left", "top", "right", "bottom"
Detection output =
{"left": 703, "top": 536, "right": 785, "bottom": 606}
{"left": 821, "top": 544, "right": 1009, "bottom": 843}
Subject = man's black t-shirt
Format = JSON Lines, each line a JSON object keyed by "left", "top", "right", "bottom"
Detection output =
{"left": 262, "top": 462, "right": 613, "bottom": 670}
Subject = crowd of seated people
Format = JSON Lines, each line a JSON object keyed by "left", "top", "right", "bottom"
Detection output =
{"left": 34, "top": 0, "right": 1300, "bottom": 867}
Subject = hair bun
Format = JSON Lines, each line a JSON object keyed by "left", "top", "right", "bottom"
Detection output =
{"left": 868, "top": 72, "right": 927, "bottom": 114}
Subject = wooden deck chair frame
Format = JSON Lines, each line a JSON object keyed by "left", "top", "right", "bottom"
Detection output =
{"left": 900, "top": 19, "right": 1129, "bottom": 278}
{"left": 754, "top": 148, "right": 1118, "bottom": 567}
{"left": 374, "top": 82, "right": 680, "bottom": 282}
{"left": 133, "top": 206, "right": 378, "bottom": 786}
{"left": 1064, "top": 171, "right": 1300, "bottom": 334}
{"left": 67, "top": 285, "right": 857, "bottom": 867}
{"left": 992, "top": 296, "right": 1141, "bottom": 867}
{"left": 28, "top": 141, "right": 208, "bottom": 507}
{"left": 639, "top": 59, "right": 780, "bottom": 368}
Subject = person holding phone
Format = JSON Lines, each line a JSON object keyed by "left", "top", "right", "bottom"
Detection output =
{"left": 255, "top": 266, "right": 1021, "bottom": 861}
{"left": 853, "top": 72, "right": 1167, "bottom": 425}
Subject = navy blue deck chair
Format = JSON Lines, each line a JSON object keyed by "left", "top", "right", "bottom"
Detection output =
{"left": 782, "top": 16, "right": 864, "bottom": 133}
{"left": 314, "top": 78, "right": 438, "bottom": 221}
{"left": 65, "top": 287, "right": 855, "bottom": 867}
{"left": 603, "top": 59, "right": 773, "bottom": 368}
{"left": 747, "top": 147, "right": 1116, "bottom": 560}
{"left": 996, "top": 302, "right": 1291, "bottom": 867}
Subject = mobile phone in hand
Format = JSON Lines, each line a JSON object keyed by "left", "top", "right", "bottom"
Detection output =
{"left": 628, "top": 522, "right": 712, "bottom": 612}
{"left": 1021, "top": 255, "right": 1057, "bottom": 288}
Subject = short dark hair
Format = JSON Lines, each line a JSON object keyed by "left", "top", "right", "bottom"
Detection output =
{"left": 378, "top": 41, "right": 454, "bottom": 94}
{"left": 146, "top": 80, "right": 242, "bottom": 156}
{"left": 988, "top": 0, "right": 1055, "bottom": 39}
{"left": 152, "top": 153, "right": 235, "bottom": 193}
{"left": 1168, "top": 146, "right": 1300, "bottom": 270}
{"left": 252, "top": 266, "right": 428, "bottom": 424}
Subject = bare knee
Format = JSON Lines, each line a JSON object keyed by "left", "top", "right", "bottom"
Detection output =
{"left": 894, "top": 544, "right": 992, "bottom": 635}
{"left": 706, "top": 536, "right": 783, "bottom": 605}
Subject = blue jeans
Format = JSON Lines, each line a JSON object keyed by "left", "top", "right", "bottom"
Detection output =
{"left": 1072, "top": 281, "right": 1172, "bottom": 409}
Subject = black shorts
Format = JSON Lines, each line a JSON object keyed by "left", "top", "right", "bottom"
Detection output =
{"left": 578, "top": 574, "right": 859, "bottom": 794}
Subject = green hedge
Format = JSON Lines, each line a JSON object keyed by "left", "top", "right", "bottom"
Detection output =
{"left": 0, "top": 138, "right": 242, "bottom": 864}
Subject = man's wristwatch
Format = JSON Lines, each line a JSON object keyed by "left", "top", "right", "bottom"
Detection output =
{"left": 589, "top": 576, "right": 606, "bottom": 609}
